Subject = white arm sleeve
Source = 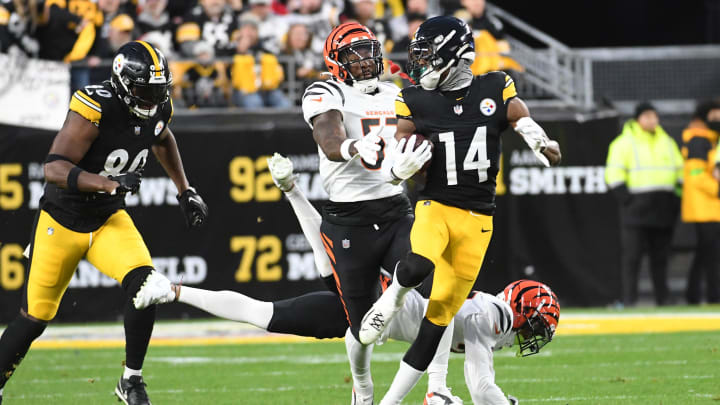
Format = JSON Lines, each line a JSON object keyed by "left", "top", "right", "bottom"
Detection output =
{"left": 301, "top": 81, "right": 344, "bottom": 128}
{"left": 463, "top": 314, "right": 509, "bottom": 405}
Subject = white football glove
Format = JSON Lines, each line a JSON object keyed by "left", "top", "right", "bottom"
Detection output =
{"left": 390, "top": 134, "right": 432, "bottom": 181}
{"left": 514, "top": 117, "right": 550, "bottom": 167}
{"left": 342, "top": 125, "right": 384, "bottom": 165}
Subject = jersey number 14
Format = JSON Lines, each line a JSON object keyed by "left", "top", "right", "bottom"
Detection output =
{"left": 439, "top": 126, "right": 491, "bottom": 185}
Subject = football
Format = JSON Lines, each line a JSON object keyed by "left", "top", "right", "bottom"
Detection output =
{"left": 401, "top": 133, "right": 434, "bottom": 172}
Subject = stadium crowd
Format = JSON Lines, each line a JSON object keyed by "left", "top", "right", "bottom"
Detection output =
{"left": 0, "top": 0, "right": 521, "bottom": 108}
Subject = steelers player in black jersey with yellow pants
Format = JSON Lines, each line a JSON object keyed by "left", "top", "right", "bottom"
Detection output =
{"left": 359, "top": 17, "right": 561, "bottom": 404}
{"left": 0, "top": 41, "right": 208, "bottom": 405}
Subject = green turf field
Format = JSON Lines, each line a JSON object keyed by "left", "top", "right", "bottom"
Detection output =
{"left": 3, "top": 330, "right": 719, "bottom": 404}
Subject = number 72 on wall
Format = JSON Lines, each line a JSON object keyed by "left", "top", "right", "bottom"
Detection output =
{"left": 230, "top": 235, "right": 282, "bottom": 282}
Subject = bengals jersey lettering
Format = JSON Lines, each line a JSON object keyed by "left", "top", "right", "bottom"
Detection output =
{"left": 301, "top": 79, "right": 403, "bottom": 203}
{"left": 41, "top": 81, "right": 173, "bottom": 232}
{"left": 396, "top": 72, "right": 517, "bottom": 214}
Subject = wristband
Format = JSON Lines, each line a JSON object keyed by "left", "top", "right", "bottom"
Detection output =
{"left": 340, "top": 139, "right": 355, "bottom": 161}
{"left": 67, "top": 166, "right": 83, "bottom": 192}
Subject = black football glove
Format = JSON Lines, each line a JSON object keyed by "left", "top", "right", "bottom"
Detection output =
{"left": 177, "top": 187, "right": 208, "bottom": 228}
{"left": 109, "top": 171, "right": 142, "bottom": 195}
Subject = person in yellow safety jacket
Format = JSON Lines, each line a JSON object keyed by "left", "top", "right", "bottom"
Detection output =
{"left": 681, "top": 100, "right": 720, "bottom": 304}
{"left": 605, "top": 102, "right": 683, "bottom": 306}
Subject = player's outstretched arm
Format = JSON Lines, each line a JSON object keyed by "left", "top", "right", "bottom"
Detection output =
{"left": 152, "top": 127, "right": 190, "bottom": 193}
{"left": 311, "top": 110, "right": 381, "bottom": 164}
{"left": 463, "top": 315, "right": 512, "bottom": 405}
{"left": 153, "top": 128, "right": 208, "bottom": 228}
{"left": 44, "top": 111, "right": 121, "bottom": 194}
{"left": 507, "top": 98, "right": 561, "bottom": 167}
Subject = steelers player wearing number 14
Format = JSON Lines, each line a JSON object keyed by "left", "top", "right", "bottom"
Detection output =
{"left": 358, "top": 16, "right": 562, "bottom": 404}
{"left": 0, "top": 41, "right": 208, "bottom": 405}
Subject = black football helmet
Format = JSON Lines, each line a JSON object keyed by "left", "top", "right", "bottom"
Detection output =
{"left": 110, "top": 41, "right": 172, "bottom": 119}
{"left": 407, "top": 16, "right": 475, "bottom": 90}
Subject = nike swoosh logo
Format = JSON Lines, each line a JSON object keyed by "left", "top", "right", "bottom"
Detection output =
{"left": 311, "top": 97, "right": 322, "bottom": 102}
{"left": 481, "top": 228, "right": 491, "bottom": 233}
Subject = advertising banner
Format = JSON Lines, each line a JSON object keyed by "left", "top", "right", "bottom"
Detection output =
{"left": 0, "top": 114, "right": 622, "bottom": 322}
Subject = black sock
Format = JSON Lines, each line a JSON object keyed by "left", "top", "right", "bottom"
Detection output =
{"left": 121, "top": 267, "right": 156, "bottom": 371}
{"left": 0, "top": 314, "right": 47, "bottom": 388}
{"left": 402, "top": 317, "right": 447, "bottom": 371}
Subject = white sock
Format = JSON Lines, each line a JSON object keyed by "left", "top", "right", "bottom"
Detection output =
{"left": 384, "top": 268, "right": 414, "bottom": 307}
{"left": 345, "top": 328, "right": 374, "bottom": 397}
{"left": 178, "top": 286, "right": 273, "bottom": 329}
{"left": 379, "top": 361, "right": 424, "bottom": 405}
{"left": 426, "top": 318, "right": 454, "bottom": 393}
{"left": 285, "top": 187, "right": 333, "bottom": 278}
{"left": 123, "top": 367, "right": 142, "bottom": 380}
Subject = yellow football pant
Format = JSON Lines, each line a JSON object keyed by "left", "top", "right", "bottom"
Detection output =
{"left": 410, "top": 200, "right": 493, "bottom": 326}
{"left": 26, "top": 210, "right": 153, "bottom": 321}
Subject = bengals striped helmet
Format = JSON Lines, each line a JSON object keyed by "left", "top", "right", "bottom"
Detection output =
{"left": 323, "top": 22, "right": 384, "bottom": 93}
{"left": 500, "top": 280, "right": 560, "bottom": 357}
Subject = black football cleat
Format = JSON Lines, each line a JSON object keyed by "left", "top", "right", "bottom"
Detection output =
{"left": 115, "top": 375, "right": 152, "bottom": 405}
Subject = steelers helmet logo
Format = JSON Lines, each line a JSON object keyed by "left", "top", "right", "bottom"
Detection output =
{"left": 113, "top": 54, "right": 125, "bottom": 75}
{"left": 480, "top": 98, "right": 496, "bottom": 116}
{"left": 155, "top": 120, "right": 164, "bottom": 136}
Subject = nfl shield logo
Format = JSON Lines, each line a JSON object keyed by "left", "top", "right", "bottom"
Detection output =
{"left": 342, "top": 239, "right": 350, "bottom": 249}
{"left": 134, "top": 126, "right": 141, "bottom": 135}
{"left": 453, "top": 105, "right": 463, "bottom": 115}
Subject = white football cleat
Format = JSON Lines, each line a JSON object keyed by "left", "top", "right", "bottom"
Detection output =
{"left": 359, "top": 290, "right": 404, "bottom": 345}
{"left": 133, "top": 270, "right": 176, "bottom": 310}
{"left": 351, "top": 387, "right": 374, "bottom": 405}
{"left": 424, "top": 387, "right": 463, "bottom": 405}
{"left": 267, "top": 152, "right": 296, "bottom": 192}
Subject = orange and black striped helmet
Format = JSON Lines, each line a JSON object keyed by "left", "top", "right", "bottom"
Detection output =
{"left": 323, "top": 22, "right": 384, "bottom": 84}
{"left": 500, "top": 279, "right": 560, "bottom": 356}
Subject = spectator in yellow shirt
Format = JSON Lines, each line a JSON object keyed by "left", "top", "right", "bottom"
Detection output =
{"left": 230, "top": 17, "right": 289, "bottom": 109}
{"left": 682, "top": 100, "right": 720, "bottom": 304}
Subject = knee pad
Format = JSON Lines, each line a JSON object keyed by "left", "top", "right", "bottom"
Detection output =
{"left": 396, "top": 252, "right": 434, "bottom": 287}
{"left": 425, "top": 298, "right": 456, "bottom": 327}
{"left": 121, "top": 266, "right": 154, "bottom": 298}
{"left": 26, "top": 301, "right": 60, "bottom": 322}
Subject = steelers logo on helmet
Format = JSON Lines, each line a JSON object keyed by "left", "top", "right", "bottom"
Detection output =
{"left": 113, "top": 54, "right": 125, "bottom": 75}
{"left": 480, "top": 98, "right": 496, "bottom": 116}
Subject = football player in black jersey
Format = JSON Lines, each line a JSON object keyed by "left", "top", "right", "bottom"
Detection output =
{"left": 359, "top": 16, "right": 561, "bottom": 404}
{"left": 0, "top": 41, "right": 208, "bottom": 405}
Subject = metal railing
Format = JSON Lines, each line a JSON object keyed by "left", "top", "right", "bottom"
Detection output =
{"left": 485, "top": 3, "right": 595, "bottom": 111}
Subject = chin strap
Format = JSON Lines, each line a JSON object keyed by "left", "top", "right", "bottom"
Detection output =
{"left": 352, "top": 77, "right": 379, "bottom": 94}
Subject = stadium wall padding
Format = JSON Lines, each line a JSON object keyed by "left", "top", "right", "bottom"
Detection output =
{"left": 0, "top": 113, "right": 621, "bottom": 322}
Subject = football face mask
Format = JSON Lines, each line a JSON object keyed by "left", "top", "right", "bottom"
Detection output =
{"left": 515, "top": 309, "right": 554, "bottom": 357}
{"left": 337, "top": 40, "right": 383, "bottom": 82}
{"left": 406, "top": 39, "right": 439, "bottom": 84}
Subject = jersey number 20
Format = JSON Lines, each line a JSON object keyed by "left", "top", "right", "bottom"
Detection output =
{"left": 439, "top": 126, "right": 491, "bottom": 185}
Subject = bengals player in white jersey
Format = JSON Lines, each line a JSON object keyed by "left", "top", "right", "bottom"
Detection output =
{"left": 299, "top": 22, "right": 432, "bottom": 405}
